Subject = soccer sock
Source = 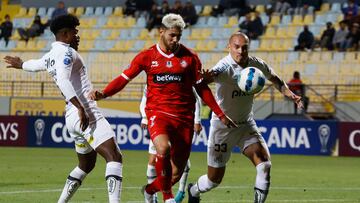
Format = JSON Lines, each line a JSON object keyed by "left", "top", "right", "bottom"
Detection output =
{"left": 58, "top": 166, "right": 87, "bottom": 203}
{"left": 146, "top": 154, "right": 173, "bottom": 200}
{"left": 178, "top": 160, "right": 191, "bottom": 192}
{"left": 146, "top": 164, "right": 158, "bottom": 202}
{"left": 190, "top": 174, "right": 219, "bottom": 197}
{"left": 105, "top": 161, "right": 123, "bottom": 203}
{"left": 146, "top": 164, "right": 157, "bottom": 184}
{"left": 254, "top": 161, "right": 271, "bottom": 203}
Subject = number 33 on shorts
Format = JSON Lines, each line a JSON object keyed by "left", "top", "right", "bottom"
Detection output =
{"left": 214, "top": 143, "right": 227, "bottom": 152}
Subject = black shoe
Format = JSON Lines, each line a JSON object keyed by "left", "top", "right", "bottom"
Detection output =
{"left": 187, "top": 183, "right": 200, "bottom": 203}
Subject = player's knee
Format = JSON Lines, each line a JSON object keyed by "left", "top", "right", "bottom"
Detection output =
{"left": 171, "top": 174, "right": 181, "bottom": 184}
{"left": 104, "top": 149, "right": 123, "bottom": 163}
{"left": 155, "top": 144, "right": 170, "bottom": 156}
{"left": 79, "top": 162, "right": 96, "bottom": 173}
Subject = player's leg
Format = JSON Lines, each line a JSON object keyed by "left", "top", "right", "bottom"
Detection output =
{"left": 145, "top": 133, "right": 174, "bottom": 201}
{"left": 243, "top": 131, "right": 271, "bottom": 203}
{"left": 174, "top": 160, "right": 190, "bottom": 203}
{"left": 58, "top": 148, "right": 96, "bottom": 203}
{"left": 188, "top": 123, "right": 233, "bottom": 202}
{"left": 91, "top": 118, "right": 123, "bottom": 203}
{"left": 58, "top": 110, "right": 97, "bottom": 203}
{"left": 145, "top": 140, "right": 158, "bottom": 202}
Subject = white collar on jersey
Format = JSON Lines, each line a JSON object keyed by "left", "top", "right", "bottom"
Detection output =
{"left": 51, "top": 41, "right": 70, "bottom": 48}
{"left": 156, "top": 43, "right": 180, "bottom": 58}
{"left": 226, "top": 54, "right": 243, "bottom": 69}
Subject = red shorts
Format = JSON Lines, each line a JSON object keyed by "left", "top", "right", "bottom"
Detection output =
{"left": 146, "top": 111, "right": 194, "bottom": 163}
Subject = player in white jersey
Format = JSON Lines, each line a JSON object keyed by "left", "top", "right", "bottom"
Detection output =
{"left": 4, "top": 14, "right": 123, "bottom": 203}
{"left": 140, "top": 85, "right": 202, "bottom": 203}
{"left": 187, "top": 32, "right": 303, "bottom": 203}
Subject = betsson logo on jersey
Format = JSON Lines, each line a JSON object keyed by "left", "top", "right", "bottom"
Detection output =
{"left": 153, "top": 73, "right": 183, "bottom": 84}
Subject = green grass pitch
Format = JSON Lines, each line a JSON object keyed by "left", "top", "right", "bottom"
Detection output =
{"left": 0, "top": 147, "right": 359, "bottom": 203}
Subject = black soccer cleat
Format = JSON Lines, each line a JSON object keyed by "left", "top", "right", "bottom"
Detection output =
{"left": 187, "top": 183, "right": 200, "bottom": 203}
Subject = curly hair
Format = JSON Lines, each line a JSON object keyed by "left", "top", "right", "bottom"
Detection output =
{"left": 50, "top": 14, "right": 80, "bottom": 35}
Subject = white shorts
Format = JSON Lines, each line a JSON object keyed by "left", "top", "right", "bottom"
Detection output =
{"left": 65, "top": 107, "right": 116, "bottom": 154}
{"left": 148, "top": 140, "right": 157, "bottom": 155}
{"left": 207, "top": 120, "right": 268, "bottom": 168}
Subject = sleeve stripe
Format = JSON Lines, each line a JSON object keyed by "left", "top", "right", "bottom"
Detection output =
{"left": 121, "top": 73, "right": 130, "bottom": 81}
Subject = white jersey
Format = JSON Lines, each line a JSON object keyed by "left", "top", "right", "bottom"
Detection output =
{"left": 22, "top": 41, "right": 103, "bottom": 123}
{"left": 210, "top": 54, "right": 276, "bottom": 124}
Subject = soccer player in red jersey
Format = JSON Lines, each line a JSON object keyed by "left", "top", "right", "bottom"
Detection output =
{"left": 89, "top": 13, "right": 236, "bottom": 203}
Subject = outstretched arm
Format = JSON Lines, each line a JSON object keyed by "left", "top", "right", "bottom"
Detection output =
{"left": 194, "top": 82, "right": 237, "bottom": 128}
{"left": 88, "top": 53, "right": 145, "bottom": 100}
{"left": 269, "top": 75, "right": 304, "bottom": 109}
{"left": 4, "top": 56, "right": 46, "bottom": 72}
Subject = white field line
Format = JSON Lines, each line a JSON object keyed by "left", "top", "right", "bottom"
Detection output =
{"left": 1, "top": 185, "right": 360, "bottom": 195}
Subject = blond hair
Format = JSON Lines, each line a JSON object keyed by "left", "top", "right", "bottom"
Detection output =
{"left": 161, "top": 13, "right": 186, "bottom": 30}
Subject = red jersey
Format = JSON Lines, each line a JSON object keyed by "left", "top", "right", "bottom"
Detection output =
{"left": 288, "top": 78, "right": 303, "bottom": 96}
{"left": 103, "top": 43, "right": 224, "bottom": 121}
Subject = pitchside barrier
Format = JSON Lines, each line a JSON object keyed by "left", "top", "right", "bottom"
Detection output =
{"left": 0, "top": 116, "right": 359, "bottom": 157}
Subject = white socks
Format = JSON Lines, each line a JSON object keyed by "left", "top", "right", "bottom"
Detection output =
{"left": 106, "top": 161, "right": 123, "bottom": 203}
{"left": 190, "top": 175, "right": 219, "bottom": 197}
{"left": 255, "top": 161, "right": 271, "bottom": 191}
{"left": 178, "top": 160, "right": 191, "bottom": 192}
{"left": 58, "top": 167, "right": 87, "bottom": 203}
{"left": 254, "top": 161, "right": 271, "bottom": 203}
{"left": 146, "top": 164, "right": 157, "bottom": 184}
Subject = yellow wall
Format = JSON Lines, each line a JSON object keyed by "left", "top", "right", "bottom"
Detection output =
{"left": 10, "top": 98, "right": 140, "bottom": 116}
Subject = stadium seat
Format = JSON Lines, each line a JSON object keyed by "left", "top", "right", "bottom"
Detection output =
{"left": 75, "top": 7, "right": 85, "bottom": 16}
{"left": 119, "top": 29, "right": 131, "bottom": 39}
{"left": 131, "top": 40, "right": 145, "bottom": 51}
{"left": 280, "top": 15, "right": 292, "bottom": 25}
{"left": 249, "top": 40, "right": 259, "bottom": 51}
{"left": 201, "top": 5, "right": 212, "bottom": 16}
{"left": 257, "top": 39, "right": 272, "bottom": 51}
{"left": 224, "top": 16, "right": 239, "bottom": 28}
{"left": 269, "top": 15, "right": 280, "bottom": 26}
{"left": 206, "top": 16, "right": 218, "bottom": 27}
{"left": 291, "top": 15, "right": 304, "bottom": 26}
{"left": 15, "top": 7, "right": 27, "bottom": 18}
{"left": 330, "top": 3, "right": 341, "bottom": 13}
{"left": 78, "top": 40, "right": 94, "bottom": 51}
{"left": 303, "top": 14, "right": 314, "bottom": 25}
{"left": 95, "top": 16, "right": 108, "bottom": 28}
{"left": 195, "top": 5, "right": 202, "bottom": 15}
{"left": 217, "top": 16, "right": 228, "bottom": 27}
{"left": 107, "top": 29, "right": 121, "bottom": 39}
{"left": 194, "top": 17, "right": 207, "bottom": 28}
{"left": 26, "top": 7, "right": 37, "bottom": 18}
{"left": 67, "top": 7, "right": 75, "bottom": 15}
{"left": 255, "top": 5, "right": 265, "bottom": 13}
{"left": 113, "top": 6, "right": 123, "bottom": 16}
{"left": 84, "top": 6, "right": 94, "bottom": 16}
{"left": 94, "top": 7, "right": 104, "bottom": 16}
{"left": 135, "top": 17, "right": 146, "bottom": 28}
{"left": 319, "top": 3, "right": 330, "bottom": 13}
{"left": 37, "top": 7, "right": 47, "bottom": 17}
{"left": 104, "top": 6, "right": 113, "bottom": 16}
{"left": 262, "top": 26, "right": 276, "bottom": 38}
{"left": 46, "top": 7, "right": 55, "bottom": 18}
